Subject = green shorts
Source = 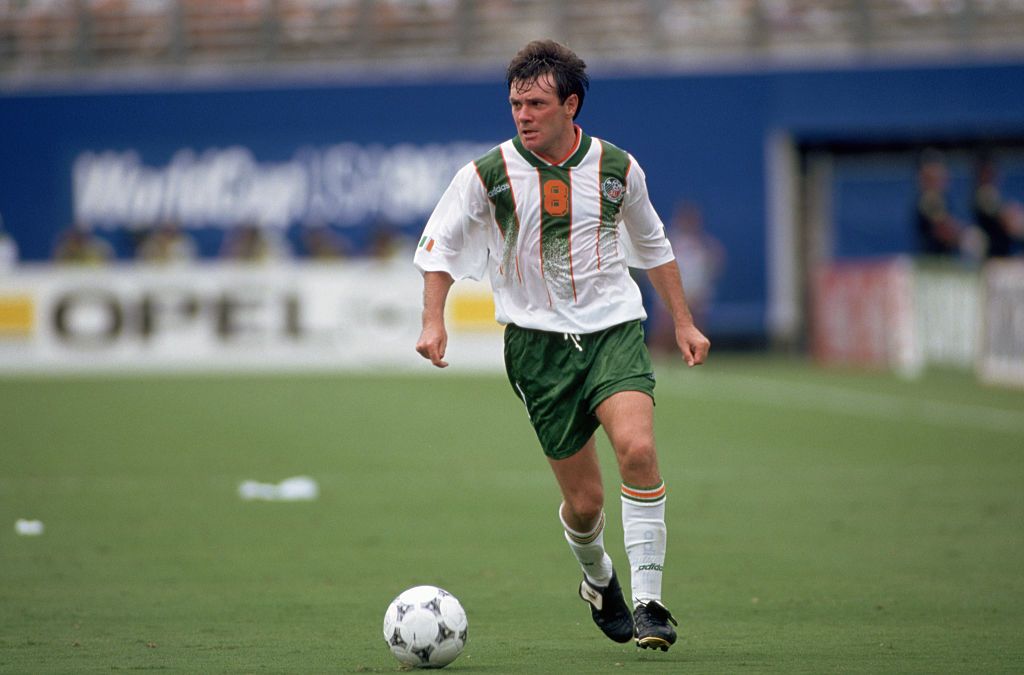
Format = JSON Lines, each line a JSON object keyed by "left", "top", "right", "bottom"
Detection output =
{"left": 503, "top": 319, "right": 656, "bottom": 460}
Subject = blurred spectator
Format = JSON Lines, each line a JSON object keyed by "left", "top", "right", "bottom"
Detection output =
{"left": 53, "top": 225, "right": 115, "bottom": 265}
{"left": 1001, "top": 201, "right": 1024, "bottom": 253}
{"left": 972, "top": 156, "right": 1021, "bottom": 258}
{"left": 914, "top": 150, "right": 962, "bottom": 256}
{"left": 220, "top": 223, "right": 292, "bottom": 262}
{"left": 650, "top": 201, "right": 725, "bottom": 355}
{"left": 367, "top": 221, "right": 414, "bottom": 262}
{"left": 669, "top": 201, "right": 724, "bottom": 325}
{"left": 300, "top": 223, "right": 350, "bottom": 260}
{"left": 135, "top": 220, "right": 198, "bottom": 264}
{"left": 0, "top": 214, "right": 18, "bottom": 272}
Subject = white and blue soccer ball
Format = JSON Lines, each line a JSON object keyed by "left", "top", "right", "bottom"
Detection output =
{"left": 383, "top": 585, "right": 468, "bottom": 669}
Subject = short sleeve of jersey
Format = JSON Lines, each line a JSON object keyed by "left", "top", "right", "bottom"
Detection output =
{"left": 413, "top": 163, "right": 491, "bottom": 281}
{"left": 619, "top": 157, "right": 675, "bottom": 269}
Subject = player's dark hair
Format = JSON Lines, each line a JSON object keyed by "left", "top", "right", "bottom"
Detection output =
{"left": 506, "top": 39, "right": 589, "bottom": 120}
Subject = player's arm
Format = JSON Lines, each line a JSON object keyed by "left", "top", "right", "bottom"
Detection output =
{"left": 413, "top": 162, "right": 491, "bottom": 368}
{"left": 646, "top": 260, "right": 710, "bottom": 367}
{"left": 416, "top": 271, "right": 455, "bottom": 368}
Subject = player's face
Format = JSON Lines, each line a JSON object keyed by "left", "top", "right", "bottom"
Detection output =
{"left": 509, "top": 73, "right": 578, "bottom": 163}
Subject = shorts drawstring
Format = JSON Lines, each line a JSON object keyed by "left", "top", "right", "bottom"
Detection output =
{"left": 564, "top": 333, "right": 583, "bottom": 352}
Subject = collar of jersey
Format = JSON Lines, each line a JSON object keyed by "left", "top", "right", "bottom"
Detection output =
{"left": 512, "top": 127, "right": 593, "bottom": 169}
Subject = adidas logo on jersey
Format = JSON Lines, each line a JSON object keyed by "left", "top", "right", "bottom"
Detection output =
{"left": 488, "top": 183, "right": 511, "bottom": 198}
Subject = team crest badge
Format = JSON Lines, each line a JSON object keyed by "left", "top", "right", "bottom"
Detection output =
{"left": 601, "top": 177, "right": 625, "bottom": 203}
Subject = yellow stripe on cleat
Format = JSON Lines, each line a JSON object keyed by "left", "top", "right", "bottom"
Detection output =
{"left": 637, "top": 637, "right": 672, "bottom": 651}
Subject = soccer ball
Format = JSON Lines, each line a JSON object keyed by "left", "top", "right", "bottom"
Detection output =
{"left": 382, "top": 585, "right": 468, "bottom": 669}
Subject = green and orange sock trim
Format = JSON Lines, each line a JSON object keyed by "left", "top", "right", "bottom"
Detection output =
{"left": 621, "top": 480, "right": 666, "bottom": 505}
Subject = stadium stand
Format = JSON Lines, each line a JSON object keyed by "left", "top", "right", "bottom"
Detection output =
{"left": 2, "top": 0, "right": 1024, "bottom": 75}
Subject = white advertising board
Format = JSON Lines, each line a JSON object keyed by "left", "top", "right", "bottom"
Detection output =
{"left": 811, "top": 257, "right": 1024, "bottom": 387}
{"left": 0, "top": 262, "right": 503, "bottom": 373}
{"left": 979, "top": 260, "right": 1024, "bottom": 388}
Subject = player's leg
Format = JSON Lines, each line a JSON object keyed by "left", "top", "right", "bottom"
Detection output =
{"left": 549, "top": 435, "right": 609, "bottom": 583}
{"left": 595, "top": 391, "right": 666, "bottom": 604}
{"left": 594, "top": 390, "right": 661, "bottom": 486}
{"left": 595, "top": 390, "right": 678, "bottom": 650}
{"left": 549, "top": 437, "right": 634, "bottom": 643}
{"left": 503, "top": 323, "right": 632, "bottom": 643}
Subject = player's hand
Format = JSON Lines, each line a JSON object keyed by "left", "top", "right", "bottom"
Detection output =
{"left": 676, "top": 324, "right": 710, "bottom": 367}
{"left": 416, "top": 323, "right": 449, "bottom": 368}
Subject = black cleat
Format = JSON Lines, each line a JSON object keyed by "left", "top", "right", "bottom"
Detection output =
{"left": 634, "top": 600, "right": 679, "bottom": 651}
{"left": 578, "top": 570, "right": 634, "bottom": 643}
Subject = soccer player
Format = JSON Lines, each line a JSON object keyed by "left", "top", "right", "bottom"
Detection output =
{"left": 414, "top": 39, "right": 710, "bottom": 652}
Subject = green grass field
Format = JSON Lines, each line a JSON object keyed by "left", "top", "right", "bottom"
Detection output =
{"left": 2, "top": 356, "right": 1023, "bottom": 673}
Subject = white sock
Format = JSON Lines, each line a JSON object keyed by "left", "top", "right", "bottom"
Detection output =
{"left": 621, "top": 481, "right": 667, "bottom": 605}
{"left": 559, "top": 503, "right": 614, "bottom": 588}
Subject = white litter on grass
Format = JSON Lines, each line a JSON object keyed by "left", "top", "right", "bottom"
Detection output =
{"left": 238, "top": 476, "right": 319, "bottom": 502}
{"left": 15, "top": 519, "right": 44, "bottom": 536}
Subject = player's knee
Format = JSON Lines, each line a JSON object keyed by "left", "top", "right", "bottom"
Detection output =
{"left": 563, "top": 493, "right": 604, "bottom": 530}
{"left": 617, "top": 437, "right": 658, "bottom": 479}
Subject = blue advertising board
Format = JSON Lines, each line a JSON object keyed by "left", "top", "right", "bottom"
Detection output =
{"left": 2, "top": 59, "right": 1023, "bottom": 339}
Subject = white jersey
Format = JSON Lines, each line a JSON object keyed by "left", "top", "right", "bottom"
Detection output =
{"left": 414, "top": 128, "right": 675, "bottom": 334}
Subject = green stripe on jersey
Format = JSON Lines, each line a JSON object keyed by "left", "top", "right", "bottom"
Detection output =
{"left": 598, "top": 140, "right": 631, "bottom": 264}
{"left": 537, "top": 165, "right": 575, "bottom": 302}
{"left": 474, "top": 146, "right": 520, "bottom": 278}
